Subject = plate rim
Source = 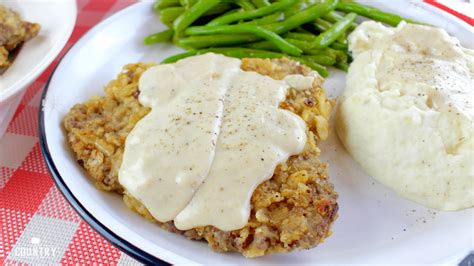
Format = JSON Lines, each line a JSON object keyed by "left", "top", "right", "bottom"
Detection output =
{"left": 38, "top": 1, "right": 474, "bottom": 265}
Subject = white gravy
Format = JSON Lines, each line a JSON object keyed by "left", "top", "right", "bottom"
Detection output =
{"left": 119, "top": 53, "right": 307, "bottom": 231}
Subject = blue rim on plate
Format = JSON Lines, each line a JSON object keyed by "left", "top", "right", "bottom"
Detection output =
{"left": 37, "top": 5, "right": 170, "bottom": 266}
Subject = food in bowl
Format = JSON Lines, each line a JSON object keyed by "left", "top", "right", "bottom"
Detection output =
{"left": 63, "top": 54, "right": 338, "bottom": 257}
{"left": 336, "top": 21, "right": 474, "bottom": 211}
{"left": 0, "top": 4, "right": 40, "bottom": 71}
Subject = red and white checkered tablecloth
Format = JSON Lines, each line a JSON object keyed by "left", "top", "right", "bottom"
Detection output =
{"left": 0, "top": 1, "right": 139, "bottom": 264}
{"left": 0, "top": 0, "right": 472, "bottom": 265}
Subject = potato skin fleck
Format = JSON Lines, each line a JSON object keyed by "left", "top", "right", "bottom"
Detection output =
{"left": 63, "top": 58, "right": 338, "bottom": 258}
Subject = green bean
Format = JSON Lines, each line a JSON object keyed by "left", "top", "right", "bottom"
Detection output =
{"left": 265, "top": 0, "right": 338, "bottom": 35}
{"left": 336, "top": 2, "right": 417, "bottom": 26}
{"left": 160, "top": 7, "right": 184, "bottom": 27}
{"left": 144, "top": 29, "right": 174, "bottom": 45}
{"left": 287, "top": 39, "right": 333, "bottom": 55}
{"left": 305, "top": 0, "right": 324, "bottom": 5}
{"left": 176, "top": 34, "right": 258, "bottom": 49}
{"left": 180, "top": 0, "right": 197, "bottom": 8}
{"left": 154, "top": 0, "right": 180, "bottom": 11}
{"left": 211, "top": 8, "right": 240, "bottom": 21}
{"left": 314, "top": 18, "right": 332, "bottom": 32}
{"left": 305, "top": 48, "right": 336, "bottom": 57}
{"left": 251, "top": 0, "right": 270, "bottom": 8}
{"left": 322, "top": 11, "right": 357, "bottom": 30}
{"left": 161, "top": 48, "right": 283, "bottom": 63}
{"left": 153, "top": 2, "right": 159, "bottom": 13}
{"left": 234, "top": 0, "right": 256, "bottom": 10}
{"left": 240, "top": 12, "right": 284, "bottom": 25}
{"left": 161, "top": 51, "right": 199, "bottom": 64}
{"left": 285, "top": 31, "right": 345, "bottom": 45}
{"left": 245, "top": 38, "right": 342, "bottom": 66}
{"left": 314, "top": 18, "right": 348, "bottom": 46}
{"left": 173, "top": 0, "right": 222, "bottom": 33}
{"left": 252, "top": 0, "right": 271, "bottom": 8}
{"left": 337, "top": 33, "right": 346, "bottom": 43}
{"left": 185, "top": 25, "right": 303, "bottom": 56}
{"left": 322, "top": 11, "right": 342, "bottom": 23}
{"left": 335, "top": 61, "right": 349, "bottom": 71}
{"left": 329, "top": 49, "right": 348, "bottom": 63}
{"left": 206, "top": 3, "right": 233, "bottom": 16}
{"left": 207, "top": 0, "right": 296, "bottom": 26}
{"left": 283, "top": 1, "right": 309, "bottom": 17}
{"left": 312, "top": 12, "right": 356, "bottom": 48}
{"left": 301, "top": 55, "right": 335, "bottom": 66}
{"left": 285, "top": 32, "right": 349, "bottom": 52}
{"left": 330, "top": 41, "right": 348, "bottom": 51}
{"left": 243, "top": 40, "right": 278, "bottom": 51}
{"left": 283, "top": 32, "right": 315, "bottom": 42}
{"left": 244, "top": 38, "right": 313, "bottom": 53}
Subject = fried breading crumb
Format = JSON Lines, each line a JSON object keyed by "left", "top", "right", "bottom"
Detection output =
{"left": 63, "top": 58, "right": 338, "bottom": 258}
{"left": 0, "top": 4, "right": 41, "bottom": 69}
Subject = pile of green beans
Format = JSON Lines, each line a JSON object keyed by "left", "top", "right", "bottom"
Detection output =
{"left": 147, "top": 0, "right": 417, "bottom": 77}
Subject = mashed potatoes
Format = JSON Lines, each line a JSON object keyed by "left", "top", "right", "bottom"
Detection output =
{"left": 336, "top": 21, "right": 473, "bottom": 211}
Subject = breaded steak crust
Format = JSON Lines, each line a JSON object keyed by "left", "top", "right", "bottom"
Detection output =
{"left": 0, "top": 4, "right": 40, "bottom": 69}
{"left": 63, "top": 57, "right": 338, "bottom": 257}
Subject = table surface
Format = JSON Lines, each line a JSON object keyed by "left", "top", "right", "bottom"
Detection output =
{"left": 0, "top": 0, "right": 472, "bottom": 265}
{"left": 0, "top": 1, "right": 140, "bottom": 264}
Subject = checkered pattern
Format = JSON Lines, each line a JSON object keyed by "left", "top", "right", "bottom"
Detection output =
{"left": 0, "top": 0, "right": 471, "bottom": 264}
{"left": 0, "top": 0, "right": 141, "bottom": 264}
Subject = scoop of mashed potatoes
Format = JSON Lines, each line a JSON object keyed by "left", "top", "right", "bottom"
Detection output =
{"left": 336, "top": 21, "right": 474, "bottom": 211}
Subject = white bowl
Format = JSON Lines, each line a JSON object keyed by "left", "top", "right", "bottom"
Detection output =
{"left": 0, "top": 0, "right": 77, "bottom": 137}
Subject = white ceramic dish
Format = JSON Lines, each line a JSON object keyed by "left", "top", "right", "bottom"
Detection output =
{"left": 0, "top": 0, "right": 76, "bottom": 137}
{"left": 40, "top": 1, "right": 474, "bottom": 264}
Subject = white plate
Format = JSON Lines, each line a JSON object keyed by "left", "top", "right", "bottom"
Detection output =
{"left": 0, "top": 0, "right": 76, "bottom": 137}
{"left": 40, "top": 1, "right": 474, "bottom": 264}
